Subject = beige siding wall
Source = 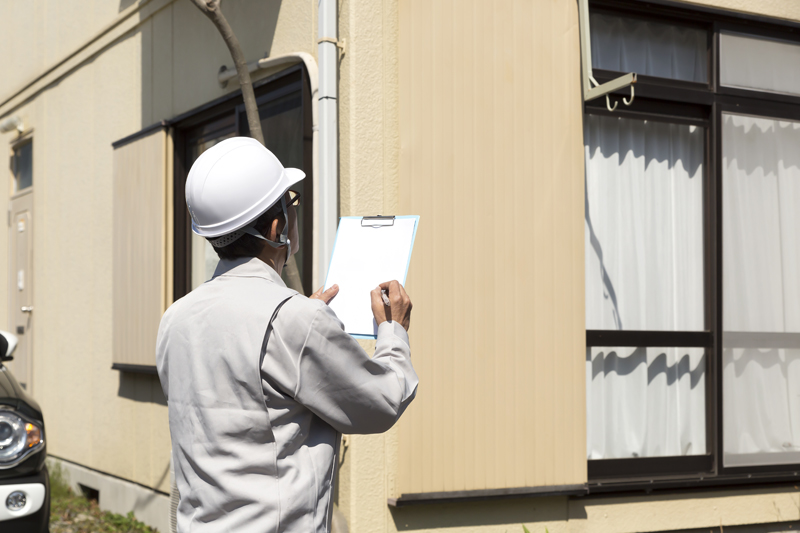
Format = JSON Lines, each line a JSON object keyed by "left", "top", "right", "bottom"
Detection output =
{"left": 395, "top": 0, "right": 586, "bottom": 495}
{"left": 339, "top": 0, "right": 800, "bottom": 531}
{"left": 0, "top": 1, "right": 132, "bottom": 101}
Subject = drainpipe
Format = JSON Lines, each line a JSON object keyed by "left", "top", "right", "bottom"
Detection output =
{"left": 317, "top": 0, "right": 339, "bottom": 289}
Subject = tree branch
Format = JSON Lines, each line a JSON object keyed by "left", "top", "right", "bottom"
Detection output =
{"left": 189, "top": 0, "right": 264, "bottom": 145}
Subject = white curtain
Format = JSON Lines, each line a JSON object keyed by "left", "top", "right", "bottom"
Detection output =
{"left": 590, "top": 13, "right": 707, "bottom": 83}
{"left": 585, "top": 115, "right": 704, "bottom": 332}
{"left": 585, "top": 114, "right": 706, "bottom": 459}
{"left": 723, "top": 113, "right": 800, "bottom": 467}
{"left": 587, "top": 347, "right": 706, "bottom": 459}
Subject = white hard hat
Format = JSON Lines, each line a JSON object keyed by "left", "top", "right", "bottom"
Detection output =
{"left": 185, "top": 137, "right": 305, "bottom": 241}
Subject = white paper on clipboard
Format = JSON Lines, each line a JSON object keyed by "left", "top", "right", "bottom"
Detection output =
{"left": 324, "top": 216, "right": 419, "bottom": 338}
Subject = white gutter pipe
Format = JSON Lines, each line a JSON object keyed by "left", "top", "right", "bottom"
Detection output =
{"left": 217, "top": 48, "right": 336, "bottom": 289}
{"left": 317, "top": 0, "right": 340, "bottom": 290}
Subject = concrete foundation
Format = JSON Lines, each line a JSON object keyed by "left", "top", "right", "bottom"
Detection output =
{"left": 47, "top": 456, "right": 170, "bottom": 533}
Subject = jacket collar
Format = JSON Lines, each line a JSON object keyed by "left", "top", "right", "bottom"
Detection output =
{"left": 212, "top": 256, "right": 286, "bottom": 287}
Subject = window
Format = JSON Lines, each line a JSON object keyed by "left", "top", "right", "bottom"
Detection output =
{"left": 590, "top": 12, "right": 708, "bottom": 83}
{"left": 12, "top": 140, "right": 32, "bottom": 193}
{"left": 722, "top": 113, "right": 800, "bottom": 468}
{"left": 720, "top": 33, "right": 800, "bottom": 97}
{"left": 585, "top": 1, "right": 800, "bottom": 490}
{"left": 172, "top": 67, "right": 313, "bottom": 298}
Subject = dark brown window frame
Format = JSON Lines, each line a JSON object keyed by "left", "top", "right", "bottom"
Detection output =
{"left": 586, "top": 0, "right": 800, "bottom": 495}
{"left": 171, "top": 65, "right": 314, "bottom": 300}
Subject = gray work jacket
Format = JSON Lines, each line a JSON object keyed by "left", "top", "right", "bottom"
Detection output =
{"left": 156, "top": 257, "right": 418, "bottom": 532}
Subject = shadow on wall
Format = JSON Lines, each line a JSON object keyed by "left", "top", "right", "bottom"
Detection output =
{"left": 138, "top": 0, "right": 283, "bottom": 129}
{"left": 119, "top": 0, "right": 137, "bottom": 12}
{"left": 390, "top": 496, "right": 577, "bottom": 531}
{"left": 117, "top": 372, "right": 166, "bottom": 406}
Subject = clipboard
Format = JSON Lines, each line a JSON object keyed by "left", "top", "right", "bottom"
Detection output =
{"left": 323, "top": 215, "right": 419, "bottom": 338}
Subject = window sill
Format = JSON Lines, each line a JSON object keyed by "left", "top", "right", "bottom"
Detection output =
{"left": 386, "top": 474, "right": 800, "bottom": 508}
{"left": 387, "top": 484, "right": 587, "bottom": 507}
{"left": 111, "top": 363, "right": 158, "bottom": 375}
{"left": 589, "top": 472, "right": 800, "bottom": 497}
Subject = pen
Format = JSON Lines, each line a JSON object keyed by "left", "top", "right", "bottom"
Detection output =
{"left": 381, "top": 289, "right": 391, "bottom": 307}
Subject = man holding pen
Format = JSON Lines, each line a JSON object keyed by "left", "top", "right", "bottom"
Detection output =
{"left": 155, "top": 137, "right": 418, "bottom": 533}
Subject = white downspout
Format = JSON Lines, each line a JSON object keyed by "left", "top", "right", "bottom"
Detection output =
{"left": 317, "top": 0, "right": 339, "bottom": 289}
{"left": 217, "top": 45, "right": 336, "bottom": 289}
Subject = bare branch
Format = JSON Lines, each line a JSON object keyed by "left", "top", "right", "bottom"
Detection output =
{"left": 189, "top": 0, "right": 264, "bottom": 145}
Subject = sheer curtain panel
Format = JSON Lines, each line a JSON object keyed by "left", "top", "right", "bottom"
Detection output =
{"left": 587, "top": 347, "right": 706, "bottom": 459}
{"left": 590, "top": 13, "right": 708, "bottom": 83}
{"left": 723, "top": 113, "right": 800, "bottom": 467}
{"left": 585, "top": 114, "right": 706, "bottom": 459}
{"left": 585, "top": 115, "right": 704, "bottom": 331}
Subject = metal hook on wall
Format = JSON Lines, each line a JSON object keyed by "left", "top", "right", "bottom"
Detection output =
{"left": 604, "top": 84, "right": 635, "bottom": 113}
{"left": 623, "top": 84, "right": 635, "bottom": 106}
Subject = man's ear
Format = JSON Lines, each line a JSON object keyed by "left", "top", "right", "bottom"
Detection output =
{"left": 269, "top": 217, "right": 281, "bottom": 241}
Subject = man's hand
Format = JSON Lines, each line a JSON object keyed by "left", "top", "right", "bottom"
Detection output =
{"left": 370, "top": 281, "right": 412, "bottom": 331}
{"left": 310, "top": 284, "right": 339, "bottom": 305}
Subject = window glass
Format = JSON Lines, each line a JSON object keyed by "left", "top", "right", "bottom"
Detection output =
{"left": 585, "top": 114, "right": 705, "bottom": 331}
{"left": 587, "top": 346, "right": 706, "bottom": 459}
{"left": 722, "top": 113, "right": 800, "bottom": 467}
{"left": 590, "top": 13, "right": 708, "bottom": 83}
{"left": 721, "top": 33, "right": 800, "bottom": 97}
{"left": 187, "top": 91, "right": 307, "bottom": 292}
{"left": 12, "top": 141, "right": 32, "bottom": 192}
{"left": 240, "top": 92, "right": 306, "bottom": 289}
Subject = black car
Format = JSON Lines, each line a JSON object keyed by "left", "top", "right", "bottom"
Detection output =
{"left": 0, "top": 331, "right": 49, "bottom": 532}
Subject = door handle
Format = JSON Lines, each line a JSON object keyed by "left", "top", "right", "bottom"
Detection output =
{"left": 20, "top": 306, "right": 33, "bottom": 313}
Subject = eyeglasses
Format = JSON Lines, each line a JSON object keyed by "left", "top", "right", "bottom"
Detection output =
{"left": 287, "top": 190, "right": 301, "bottom": 207}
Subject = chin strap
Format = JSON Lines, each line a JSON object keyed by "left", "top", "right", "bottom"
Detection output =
{"left": 242, "top": 195, "right": 291, "bottom": 263}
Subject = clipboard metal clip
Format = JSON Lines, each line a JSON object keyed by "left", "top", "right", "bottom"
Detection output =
{"left": 361, "top": 215, "right": 395, "bottom": 228}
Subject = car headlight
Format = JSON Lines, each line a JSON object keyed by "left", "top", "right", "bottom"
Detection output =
{"left": 0, "top": 410, "right": 43, "bottom": 467}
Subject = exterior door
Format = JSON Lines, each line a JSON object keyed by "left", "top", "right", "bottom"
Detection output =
{"left": 9, "top": 191, "right": 33, "bottom": 389}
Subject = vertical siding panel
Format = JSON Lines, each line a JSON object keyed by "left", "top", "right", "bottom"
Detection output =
{"left": 511, "top": 0, "right": 528, "bottom": 489}
{"left": 490, "top": 0, "right": 501, "bottom": 489}
{"left": 496, "top": 0, "right": 513, "bottom": 489}
{"left": 473, "top": 0, "right": 496, "bottom": 488}
{"left": 112, "top": 130, "right": 167, "bottom": 368}
{"left": 396, "top": 0, "right": 586, "bottom": 495}
{"left": 450, "top": 0, "right": 466, "bottom": 492}
{"left": 553, "top": 2, "right": 570, "bottom": 482}
{"left": 432, "top": 0, "right": 452, "bottom": 492}
{"left": 545, "top": 0, "right": 558, "bottom": 487}
{"left": 415, "top": 0, "right": 434, "bottom": 494}
{"left": 465, "top": 0, "right": 481, "bottom": 491}
{"left": 397, "top": 0, "right": 416, "bottom": 495}
{"left": 532, "top": 0, "right": 552, "bottom": 486}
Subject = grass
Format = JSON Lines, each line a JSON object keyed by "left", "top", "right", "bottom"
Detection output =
{"left": 49, "top": 461, "right": 159, "bottom": 533}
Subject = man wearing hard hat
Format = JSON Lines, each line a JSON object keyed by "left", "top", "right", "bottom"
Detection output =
{"left": 155, "top": 137, "right": 418, "bottom": 533}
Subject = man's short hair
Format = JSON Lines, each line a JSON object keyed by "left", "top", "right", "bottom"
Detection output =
{"left": 210, "top": 203, "right": 284, "bottom": 260}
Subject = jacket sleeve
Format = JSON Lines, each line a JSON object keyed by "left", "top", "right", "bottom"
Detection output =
{"left": 265, "top": 298, "right": 418, "bottom": 434}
